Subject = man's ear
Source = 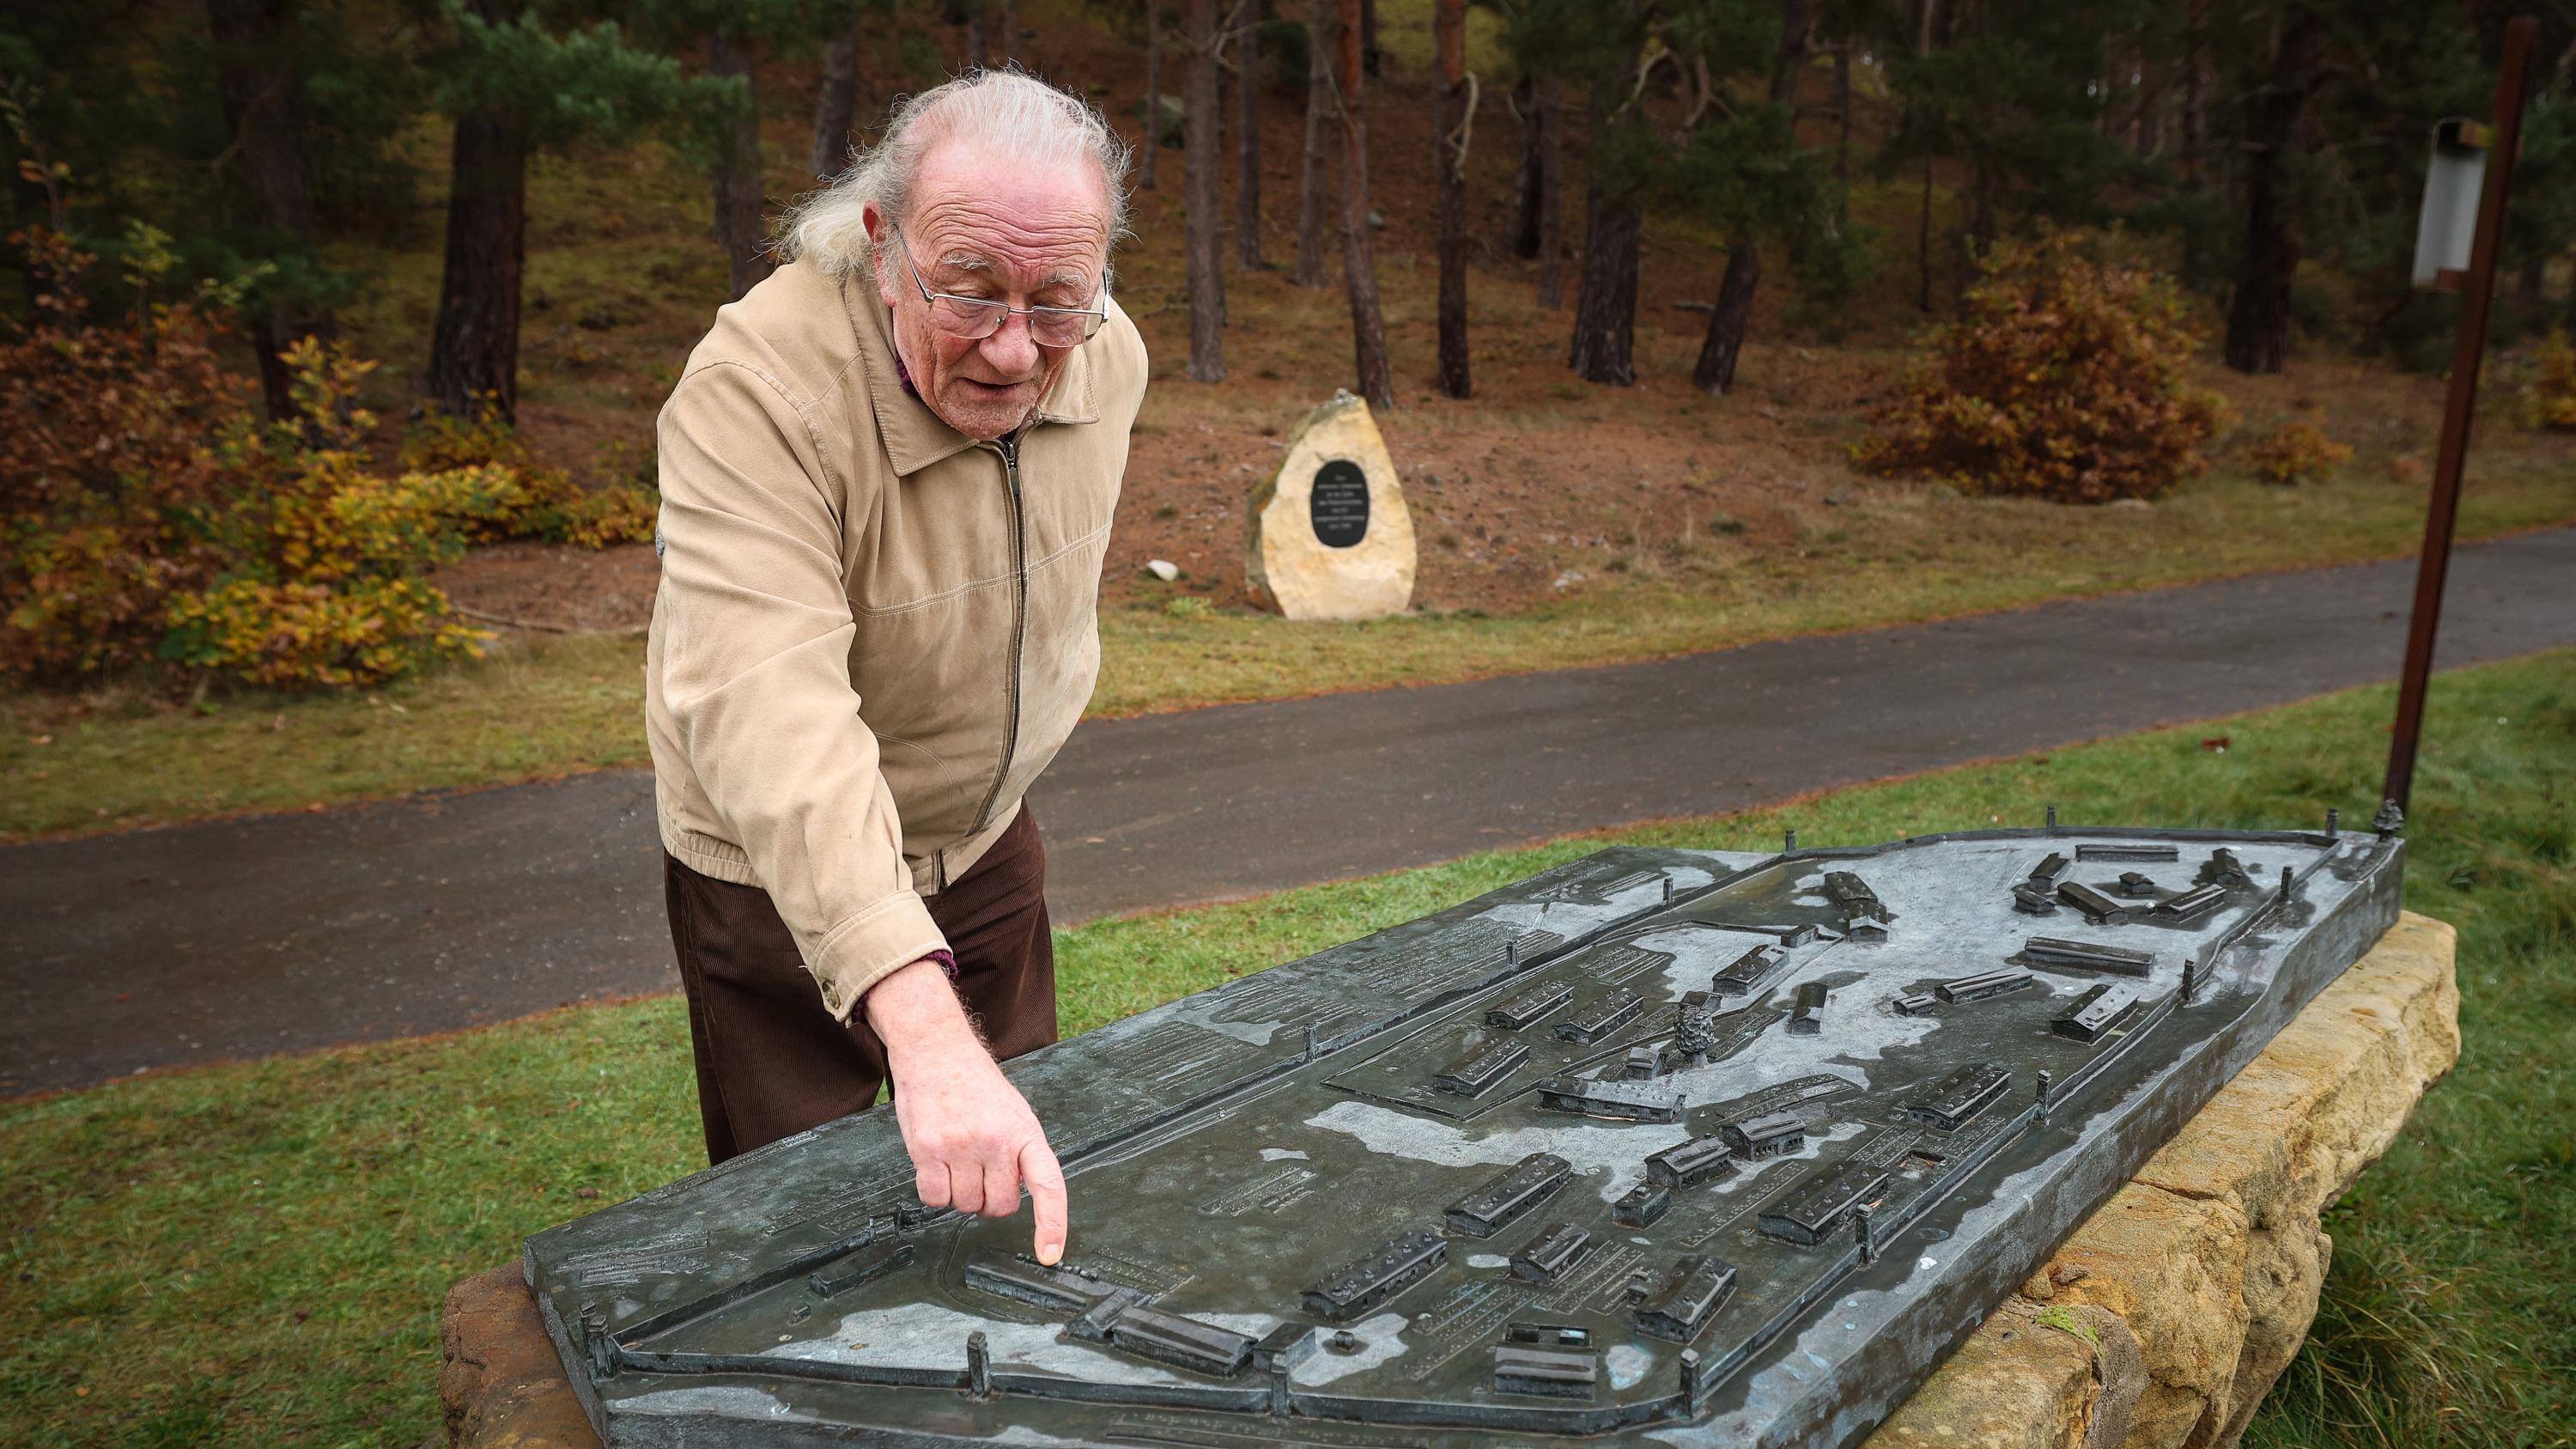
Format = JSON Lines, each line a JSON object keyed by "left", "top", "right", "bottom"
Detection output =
{"left": 863, "top": 202, "right": 902, "bottom": 311}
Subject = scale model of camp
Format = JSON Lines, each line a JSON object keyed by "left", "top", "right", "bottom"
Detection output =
{"left": 526, "top": 817, "right": 2403, "bottom": 1447}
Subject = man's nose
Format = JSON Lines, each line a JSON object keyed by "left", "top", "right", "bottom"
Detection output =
{"left": 978, "top": 313, "right": 1040, "bottom": 376}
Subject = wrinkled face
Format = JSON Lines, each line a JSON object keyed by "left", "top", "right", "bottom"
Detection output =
{"left": 866, "top": 142, "right": 1112, "bottom": 441}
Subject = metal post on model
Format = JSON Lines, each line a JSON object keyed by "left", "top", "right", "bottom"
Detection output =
{"left": 2383, "top": 15, "right": 2539, "bottom": 814}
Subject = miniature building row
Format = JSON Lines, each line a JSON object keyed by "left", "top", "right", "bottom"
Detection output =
{"left": 1636, "top": 1256, "right": 1741, "bottom": 1342}
{"left": 963, "top": 1253, "right": 1255, "bottom": 1379}
{"left": 1823, "top": 871, "right": 1889, "bottom": 926}
{"left": 2056, "top": 880, "right": 2132, "bottom": 923}
{"left": 1487, "top": 980, "right": 1573, "bottom": 1031}
{"left": 2022, "top": 935, "right": 2157, "bottom": 976}
{"left": 1935, "top": 967, "right": 2032, "bottom": 1003}
{"left": 1493, "top": 1342, "right": 1597, "bottom": 1399}
{"left": 1760, "top": 1163, "right": 1892, "bottom": 1247}
{"left": 1646, "top": 1135, "right": 1739, "bottom": 1189}
{"left": 1713, "top": 941, "right": 1792, "bottom": 995}
{"left": 1720, "top": 1111, "right": 1807, "bottom": 1159}
{"left": 1433, "top": 1037, "right": 1529, "bottom": 1098}
{"left": 2076, "top": 843, "right": 2180, "bottom": 862}
{"left": 1537, "top": 1076, "right": 1686, "bottom": 1123}
{"left": 1905, "top": 1062, "right": 2011, "bottom": 1133}
{"left": 1445, "top": 1152, "right": 1572, "bottom": 1238}
{"left": 1786, "top": 981, "right": 1830, "bottom": 1035}
{"left": 2052, "top": 983, "right": 2141, "bottom": 1042}
{"left": 1510, "top": 1222, "right": 1593, "bottom": 1285}
{"left": 2154, "top": 882, "right": 2227, "bottom": 923}
{"left": 1557, "top": 989, "right": 1643, "bottom": 1044}
{"left": 1303, "top": 1230, "right": 1448, "bottom": 1320}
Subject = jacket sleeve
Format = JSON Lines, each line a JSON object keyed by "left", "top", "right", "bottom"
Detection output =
{"left": 652, "top": 358, "right": 947, "bottom": 1021}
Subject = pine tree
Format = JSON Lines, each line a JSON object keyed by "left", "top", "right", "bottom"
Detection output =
{"left": 2223, "top": 3, "right": 2321, "bottom": 374}
{"left": 1546, "top": 0, "right": 1650, "bottom": 386}
{"left": 1334, "top": 0, "right": 1392, "bottom": 407}
{"left": 202, "top": 0, "right": 336, "bottom": 421}
{"left": 425, "top": 5, "right": 713, "bottom": 423}
{"left": 1234, "top": 1, "right": 1267, "bottom": 270}
{"left": 1185, "top": 0, "right": 1226, "bottom": 380}
{"left": 1292, "top": 0, "right": 1336, "bottom": 288}
{"left": 1433, "top": 0, "right": 1472, "bottom": 398}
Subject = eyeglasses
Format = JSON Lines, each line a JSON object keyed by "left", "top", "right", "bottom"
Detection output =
{"left": 888, "top": 225, "right": 1107, "bottom": 347}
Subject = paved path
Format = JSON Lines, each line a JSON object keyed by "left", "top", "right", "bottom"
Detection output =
{"left": 6, "top": 528, "right": 2570, "bottom": 1096}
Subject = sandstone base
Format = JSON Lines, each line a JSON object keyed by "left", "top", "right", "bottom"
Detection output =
{"left": 443, "top": 913, "right": 2458, "bottom": 1449}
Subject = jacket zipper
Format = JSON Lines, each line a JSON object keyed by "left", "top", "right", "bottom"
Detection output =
{"left": 967, "top": 430, "right": 1030, "bottom": 839}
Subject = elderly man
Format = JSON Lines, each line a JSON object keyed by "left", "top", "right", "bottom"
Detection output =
{"left": 645, "top": 72, "right": 1144, "bottom": 1268}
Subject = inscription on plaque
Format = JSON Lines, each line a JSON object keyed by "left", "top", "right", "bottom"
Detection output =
{"left": 1309, "top": 460, "right": 1371, "bottom": 548}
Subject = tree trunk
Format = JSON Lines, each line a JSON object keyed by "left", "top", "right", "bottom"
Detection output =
{"left": 1567, "top": 52, "right": 1640, "bottom": 387}
{"left": 1567, "top": 171, "right": 1641, "bottom": 385}
{"left": 968, "top": 9, "right": 989, "bottom": 70}
{"left": 811, "top": 15, "right": 861, "bottom": 179}
{"left": 1509, "top": 76, "right": 1544, "bottom": 259}
{"left": 1535, "top": 86, "right": 1563, "bottom": 309}
{"left": 707, "top": 31, "right": 775, "bottom": 301}
{"left": 1235, "top": 3, "right": 1265, "bottom": 268}
{"left": 1359, "top": 0, "right": 1380, "bottom": 76}
{"left": 1693, "top": 244, "right": 1760, "bottom": 393}
{"left": 1916, "top": 149, "right": 1935, "bottom": 311}
{"left": 1913, "top": 0, "right": 1937, "bottom": 311}
{"left": 1335, "top": 0, "right": 1392, "bottom": 408}
{"left": 204, "top": 0, "right": 333, "bottom": 422}
{"left": 999, "top": 0, "right": 1017, "bottom": 64}
{"left": 426, "top": 104, "right": 529, "bottom": 423}
{"left": 2515, "top": 250, "right": 2547, "bottom": 337}
{"left": 1185, "top": 0, "right": 1226, "bottom": 380}
{"left": 1142, "top": 4, "right": 1162, "bottom": 189}
{"left": 1833, "top": 40, "right": 1851, "bottom": 204}
{"left": 1691, "top": 0, "right": 1814, "bottom": 395}
{"left": 1292, "top": 0, "right": 1334, "bottom": 288}
{"left": 2224, "top": 5, "right": 2320, "bottom": 374}
{"left": 1433, "top": 0, "right": 1469, "bottom": 399}
{"left": 2179, "top": 5, "right": 2203, "bottom": 184}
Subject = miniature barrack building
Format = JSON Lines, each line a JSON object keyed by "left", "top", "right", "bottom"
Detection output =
{"left": 525, "top": 817, "right": 2403, "bottom": 1448}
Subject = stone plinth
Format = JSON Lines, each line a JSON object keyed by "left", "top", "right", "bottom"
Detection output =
{"left": 1243, "top": 390, "right": 1415, "bottom": 620}
{"left": 442, "top": 913, "right": 2458, "bottom": 1449}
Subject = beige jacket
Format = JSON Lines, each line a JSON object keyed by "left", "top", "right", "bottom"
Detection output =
{"left": 645, "top": 257, "right": 1146, "bottom": 1020}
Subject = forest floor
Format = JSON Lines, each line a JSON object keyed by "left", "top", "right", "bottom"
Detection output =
{"left": 3, "top": 0, "right": 2573, "bottom": 835}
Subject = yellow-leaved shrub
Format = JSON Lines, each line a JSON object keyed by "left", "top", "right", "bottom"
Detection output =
{"left": 2246, "top": 421, "right": 2354, "bottom": 486}
{"left": 2523, "top": 329, "right": 2576, "bottom": 431}
{"left": 3, "top": 226, "right": 653, "bottom": 691}
{"left": 1856, "top": 235, "right": 2232, "bottom": 503}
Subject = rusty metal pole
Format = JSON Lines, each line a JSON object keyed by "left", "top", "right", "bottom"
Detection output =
{"left": 2383, "top": 16, "right": 2539, "bottom": 814}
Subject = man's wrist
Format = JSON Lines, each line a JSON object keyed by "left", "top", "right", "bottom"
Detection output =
{"left": 861, "top": 955, "right": 981, "bottom": 1063}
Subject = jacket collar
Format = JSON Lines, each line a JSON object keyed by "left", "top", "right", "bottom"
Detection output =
{"left": 842, "top": 269, "right": 1102, "bottom": 477}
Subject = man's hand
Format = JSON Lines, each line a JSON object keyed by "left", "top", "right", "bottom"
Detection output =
{"left": 865, "top": 958, "right": 1069, "bottom": 1264}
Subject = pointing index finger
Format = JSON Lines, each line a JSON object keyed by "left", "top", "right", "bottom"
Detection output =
{"left": 1021, "top": 1136, "right": 1069, "bottom": 1266}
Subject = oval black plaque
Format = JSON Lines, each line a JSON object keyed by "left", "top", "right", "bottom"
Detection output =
{"left": 1309, "top": 460, "right": 1371, "bottom": 549}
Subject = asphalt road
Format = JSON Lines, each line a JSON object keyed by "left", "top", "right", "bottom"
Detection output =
{"left": 5, "top": 527, "right": 2569, "bottom": 1096}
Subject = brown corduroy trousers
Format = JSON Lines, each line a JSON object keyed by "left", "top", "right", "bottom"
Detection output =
{"left": 662, "top": 805, "right": 1059, "bottom": 1165}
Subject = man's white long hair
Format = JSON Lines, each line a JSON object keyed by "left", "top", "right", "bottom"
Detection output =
{"left": 781, "top": 69, "right": 1133, "bottom": 286}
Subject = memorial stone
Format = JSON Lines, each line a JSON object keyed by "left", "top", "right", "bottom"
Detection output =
{"left": 1244, "top": 390, "right": 1416, "bottom": 619}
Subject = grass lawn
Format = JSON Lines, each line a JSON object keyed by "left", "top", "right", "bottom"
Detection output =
{"left": 3, "top": 649, "right": 2567, "bottom": 1447}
